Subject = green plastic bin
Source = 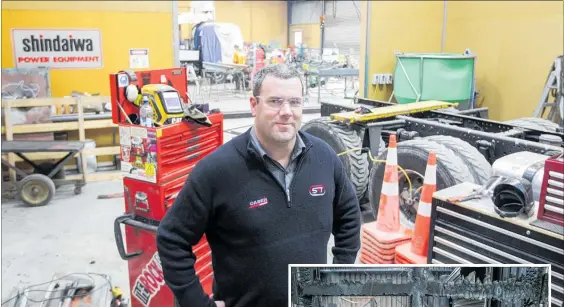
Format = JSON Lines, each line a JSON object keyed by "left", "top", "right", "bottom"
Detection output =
{"left": 393, "top": 52, "right": 475, "bottom": 109}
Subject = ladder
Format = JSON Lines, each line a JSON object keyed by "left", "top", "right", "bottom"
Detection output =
{"left": 533, "top": 55, "right": 564, "bottom": 127}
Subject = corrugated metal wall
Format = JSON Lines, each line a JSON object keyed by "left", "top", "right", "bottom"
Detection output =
{"left": 323, "top": 0, "right": 362, "bottom": 61}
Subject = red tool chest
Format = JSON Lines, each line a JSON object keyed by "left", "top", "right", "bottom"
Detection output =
{"left": 111, "top": 68, "right": 222, "bottom": 307}
{"left": 119, "top": 113, "right": 224, "bottom": 186}
{"left": 537, "top": 153, "right": 564, "bottom": 226}
{"left": 123, "top": 224, "right": 214, "bottom": 307}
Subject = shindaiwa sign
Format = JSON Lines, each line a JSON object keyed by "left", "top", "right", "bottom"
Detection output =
{"left": 12, "top": 29, "right": 103, "bottom": 69}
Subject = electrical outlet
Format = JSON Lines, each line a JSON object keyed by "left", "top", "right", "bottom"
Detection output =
{"left": 372, "top": 73, "right": 393, "bottom": 85}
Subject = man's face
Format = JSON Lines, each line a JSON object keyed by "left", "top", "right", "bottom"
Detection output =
{"left": 250, "top": 76, "right": 303, "bottom": 144}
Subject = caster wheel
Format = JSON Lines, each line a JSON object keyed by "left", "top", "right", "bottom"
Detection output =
{"left": 18, "top": 174, "right": 56, "bottom": 207}
{"left": 74, "top": 187, "right": 82, "bottom": 195}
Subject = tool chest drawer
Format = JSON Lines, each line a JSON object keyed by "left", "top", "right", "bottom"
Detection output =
{"left": 428, "top": 194, "right": 563, "bottom": 307}
{"left": 119, "top": 112, "right": 224, "bottom": 185}
{"left": 123, "top": 174, "right": 189, "bottom": 221}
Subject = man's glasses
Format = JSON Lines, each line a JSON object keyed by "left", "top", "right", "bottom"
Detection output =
{"left": 255, "top": 96, "right": 304, "bottom": 109}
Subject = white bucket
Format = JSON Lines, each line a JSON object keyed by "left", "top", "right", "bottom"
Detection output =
{"left": 77, "top": 139, "right": 98, "bottom": 174}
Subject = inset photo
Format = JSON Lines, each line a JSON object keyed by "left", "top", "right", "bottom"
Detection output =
{"left": 290, "top": 265, "right": 552, "bottom": 307}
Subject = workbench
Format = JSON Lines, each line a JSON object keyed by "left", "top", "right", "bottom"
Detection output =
{"left": 305, "top": 68, "right": 359, "bottom": 104}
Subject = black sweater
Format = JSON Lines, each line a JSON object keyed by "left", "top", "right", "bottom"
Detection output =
{"left": 156, "top": 129, "right": 361, "bottom": 307}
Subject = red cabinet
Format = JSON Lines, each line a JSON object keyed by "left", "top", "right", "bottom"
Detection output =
{"left": 116, "top": 114, "right": 223, "bottom": 307}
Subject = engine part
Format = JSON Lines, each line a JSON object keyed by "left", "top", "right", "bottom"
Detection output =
{"left": 492, "top": 177, "right": 535, "bottom": 218}
{"left": 447, "top": 175, "right": 507, "bottom": 203}
{"left": 491, "top": 151, "right": 548, "bottom": 202}
{"left": 539, "top": 133, "right": 563, "bottom": 147}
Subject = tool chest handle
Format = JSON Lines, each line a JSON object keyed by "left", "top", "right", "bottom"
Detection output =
{"left": 114, "top": 214, "right": 159, "bottom": 260}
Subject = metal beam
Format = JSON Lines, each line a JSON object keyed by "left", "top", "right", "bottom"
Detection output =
{"left": 172, "top": 0, "right": 180, "bottom": 67}
{"left": 363, "top": 0, "right": 371, "bottom": 98}
{"left": 302, "top": 281, "right": 414, "bottom": 296}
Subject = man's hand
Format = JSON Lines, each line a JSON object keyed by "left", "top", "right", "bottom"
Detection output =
{"left": 215, "top": 301, "right": 226, "bottom": 307}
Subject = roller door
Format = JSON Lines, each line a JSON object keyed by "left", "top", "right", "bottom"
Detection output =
{"left": 323, "top": 0, "right": 362, "bottom": 61}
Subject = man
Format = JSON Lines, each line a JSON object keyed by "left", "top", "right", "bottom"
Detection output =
{"left": 156, "top": 64, "right": 361, "bottom": 307}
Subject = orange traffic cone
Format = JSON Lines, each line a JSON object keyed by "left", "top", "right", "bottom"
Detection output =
{"left": 395, "top": 152, "right": 437, "bottom": 264}
{"left": 360, "top": 135, "right": 411, "bottom": 264}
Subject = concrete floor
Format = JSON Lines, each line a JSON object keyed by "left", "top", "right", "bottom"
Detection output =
{"left": 2, "top": 114, "right": 347, "bottom": 302}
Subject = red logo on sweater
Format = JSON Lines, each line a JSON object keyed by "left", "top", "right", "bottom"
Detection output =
{"left": 249, "top": 197, "right": 268, "bottom": 209}
{"left": 309, "top": 184, "right": 326, "bottom": 196}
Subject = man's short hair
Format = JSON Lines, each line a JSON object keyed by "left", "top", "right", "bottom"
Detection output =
{"left": 252, "top": 64, "right": 304, "bottom": 97}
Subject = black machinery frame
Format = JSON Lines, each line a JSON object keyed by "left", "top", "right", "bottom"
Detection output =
{"left": 321, "top": 98, "right": 564, "bottom": 164}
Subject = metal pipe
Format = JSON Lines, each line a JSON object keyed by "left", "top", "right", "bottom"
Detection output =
{"left": 320, "top": 0, "right": 325, "bottom": 54}
{"left": 441, "top": 0, "right": 448, "bottom": 52}
{"left": 287, "top": 0, "right": 292, "bottom": 47}
{"left": 319, "top": 268, "right": 411, "bottom": 273}
{"left": 172, "top": 0, "right": 180, "bottom": 67}
{"left": 51, "top": 113, "right": 111, "bottom": 122}
{"left": 366, "top": 119, "right": 406, "bottom": 127}
{"left": 363, "top": 0, "right": 371, "bottom": 98}
{"left": 456, "top": 107, "right": 488, "bottom": 115}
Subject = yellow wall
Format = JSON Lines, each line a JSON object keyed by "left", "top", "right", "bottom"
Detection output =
{"left": 360, "top": 1, "right": 444, "bottom": 101}
{"left": 361, "top": 1, "right": 564, "bottom": 121}
{"left": 1, "top": 1, "right": 174, "bottom": 97}
{"left": 444, "top": 1, "right": 564, "bottom": 121}
{"left": 289, "top": 24, "right": 321, "bottom": 48}
{"left": 1, "top": 1, "right": 174, "bottom": 162}
{"left": 215, "top": 1, "right": 288, "bottom": 46}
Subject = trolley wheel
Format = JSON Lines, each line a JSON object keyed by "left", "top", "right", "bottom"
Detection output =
{"left": 74, "top": 186, "right": 82, "bottom": 195}
{"left": 18, "top": 174, "right": 56, "bottom": 207}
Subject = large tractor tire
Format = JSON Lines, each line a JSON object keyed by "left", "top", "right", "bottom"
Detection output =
{"left": 423, "top": 135, "right": 492, "bottom": 185}
{"left": 368, "top": 139, "right": 475, "bottom": 229}
{"left": 504, "top": 117, "right": 560, "bottom": 132}
{"left": 301, "top": 117, "right": 370, "bottom": 200}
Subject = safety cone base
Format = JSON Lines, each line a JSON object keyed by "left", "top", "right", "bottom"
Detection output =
{"left": 362, "top": 229, "right": 411, "bottom": 251}
{"left": 361, "top": 241, "right": 396, "bottom": 261}
{"left": 361, "top": 233, "right": 406, "bottom": 255}
{"left": 394, "top": 251, "right": 414, "bottom": 264}
{"left": 360, "top": 251, "right": 393, "bottom": 264}
{"left": 363, "top": 222, "right": 411, "bottom": 244}
{"left": 395, "top": 241, "right": 428, "bottom": 264}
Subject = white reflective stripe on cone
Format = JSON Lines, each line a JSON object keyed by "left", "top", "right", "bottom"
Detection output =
{"left": 417, "top": 201, "right": 432, "bottom": 217}
{"left": 381, "top": 181, "right": 398, "bottom": 196}
{"left": 386, "top": 148, "right": 398, "bottom": 166}
{"left": 423, "top": 164, "right": 437, "bottom": 184}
